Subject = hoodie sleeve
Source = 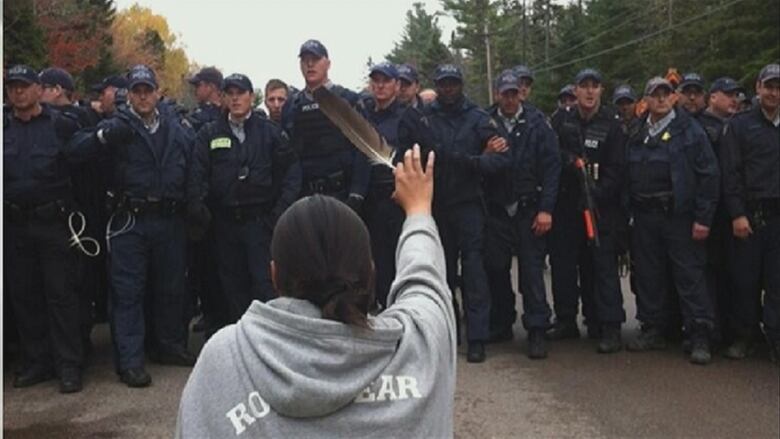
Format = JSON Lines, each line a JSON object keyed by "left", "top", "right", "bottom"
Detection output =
{"left": 384, "top": 214, "right": 456, "bottom": 350}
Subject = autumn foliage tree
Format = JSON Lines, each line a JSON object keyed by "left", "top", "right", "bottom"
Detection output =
{"left": 111, "top": 5, "right": 190, "bottom": 99}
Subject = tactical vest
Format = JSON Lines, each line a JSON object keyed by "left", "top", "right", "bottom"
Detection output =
{"left": 291, "top": 88, "right": 354, "bottom": 160}
{"left": 367, "top": 102, "right": 404, "bottom": 186}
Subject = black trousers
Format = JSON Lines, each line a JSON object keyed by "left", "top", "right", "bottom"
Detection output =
{"left": 5, "top": 219, "right": 83, "bottom": 371}
{"left": 484, "top": 203, "right": 552, "bottom": 332}
{"left": 365, "top": 183, "right": 404, "bottom": 308}
{"left": 186, "top": 226, "right": 229, "bottom": 336}
{"left": 549, "top": 200, "right": 625, "bottom": 326}
{"left": 214, "top": 215, "right": 274, "bottom": 322}
{"left": 631, "top": 211, "right": 714, "bottom": 330}
{"left": 730, "top": 214, "right": 780, "bottom": 342}
{"left": 436, "top": 201, "right": 491, "bottom": 342}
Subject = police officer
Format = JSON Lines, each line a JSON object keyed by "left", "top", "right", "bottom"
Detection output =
{"left": 189, "top": 73, "right": 301, "bottom": 322}
{"left": 485, "top": 71, "right": 560, "bottom": 358}
{"left": 40, "top": 66, "right": 109, "bottom": 354}
{"left": 549, "top": 68, "right": 626, "bottom": 353}
{"left": 264, "top": 79, "right": 289, "bottom": 123}
{"left": 187, "top": 66, "right": 224, "bottom": 132}
{"left": 282, "top": 39, "right": 369, "bottom": 208}
{"left": 423, "top": 64, "right": 510, "bottom": 362}
{"left": 612, "top": 84, "right": 638, "bottom": 133}
{"left": 626, "top": 77, "right": 719, "bottom": 365}
{"left": 557, "top": 84, "right": 577, "bottom": 110}
{"left": 90, "top": 74, "right": 128, "bottom": 117}
{"left": 677, "top": 72, "right": 707, "bottom": 116}
{"left": 397, "top": 64, "right": 422, "bottom": 109}
{"left": 4, "top": 65, "right": 94, "bottom": 393}
{"left": 362, "top": 62, "right": 436, "bottom": 307}
{"left": 720, "top": 64, "right": 780, "bottom": 362}
{"left": 512, "top": 64, "right": 534, "bottom": 103}
{"left": 76, "top": 65, "right": 197, "bottom": 387}
{"left": 696, "top": 77, "right": 744, "bottom": 345}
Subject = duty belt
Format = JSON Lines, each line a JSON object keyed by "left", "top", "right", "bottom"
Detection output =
{"left": 4, "top": 199, "right": 72, "bottom": 224}
{"left": 218, "top": 204, "right": 272, "bottom": 223}
{"left": 631, "top": 193, "right": 674, "bottom": 214}
{"left": 516, "top": 193, "right": 539, "bottom": 210}
{"left": 108, "top": 193, "right": 182, "bottom": 216}
{"left": 307, "top": 171, "right": 345, "bottom": 195}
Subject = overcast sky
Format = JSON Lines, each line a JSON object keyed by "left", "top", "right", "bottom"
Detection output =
{"left": 113, "top": 0, "right": 459, "bottom": 91}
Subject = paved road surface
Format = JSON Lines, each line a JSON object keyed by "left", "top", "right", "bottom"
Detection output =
{"left": 4, "top": 279, "right": 779, "bottom": 438}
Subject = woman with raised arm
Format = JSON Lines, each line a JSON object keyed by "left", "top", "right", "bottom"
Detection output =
{"left": 176, "top": 146, "right": 456, "bottom": 438}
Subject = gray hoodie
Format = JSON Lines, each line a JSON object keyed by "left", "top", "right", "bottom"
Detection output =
{"left": 176, "top": 214, "right": 456, "bottom": 438}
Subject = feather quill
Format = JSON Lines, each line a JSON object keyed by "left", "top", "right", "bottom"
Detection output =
{"left": 312, "top": 86, "right": 396, "bottom": 169}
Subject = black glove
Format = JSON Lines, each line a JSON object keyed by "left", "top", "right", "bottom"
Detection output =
{"left": 100, "top": 122, "right": 134, "bottom": 145}
{"left": 54, "top": 114, "right": 80, "bottom": 141}
{"left": 345, "top": 194, "right": 364, "bottom": 216}
{"left": 186, "top": 200, "right": 212, "bottom": 240}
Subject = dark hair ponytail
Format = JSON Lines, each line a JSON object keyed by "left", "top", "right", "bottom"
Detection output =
{"left": 271, "top": 196, "right": 374, "bottom": 328}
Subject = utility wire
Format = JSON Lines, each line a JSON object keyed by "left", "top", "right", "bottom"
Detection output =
{"left": 534, "top": 0, "right": 745, "bottom": 74}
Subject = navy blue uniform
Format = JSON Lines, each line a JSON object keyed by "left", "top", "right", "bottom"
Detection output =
{"left": 281, "top": 85, "right": 370, "bottom": 203}
{"left": 4, "top": 105, "right": 97, "bottom": 375}
{"left": 720, "top": 106, "right": 780, "bottom": 345}
{"left": 485, "top": 104, "right": 560, "bottom": 335}
{"left": 423, "top": 97, "right": 510, "bottom": 343}
{"left": 550, "top": 105, "right": 626, "bottom": 333}
{"left": 187, "top": 102, "right": 222, "bottom": 133}
{"left": 189, "top": 111, "right": 301, "bottom": 321}
{"left": 185, "top": 102, "right": 225, "bottom": 336}
{"left": 364, "top": 99, "right": 437, "bottom": 306}
{"left": 627, "top": 109, "right": 719, "bottom": 333}
{"left": 696, "top": 110, "right": 734, "bottom": 341}
{"left": 73, "top": 104, "right": 195, "bottom": 372}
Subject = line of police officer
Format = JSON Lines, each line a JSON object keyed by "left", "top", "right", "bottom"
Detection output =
{"left": 4, "top": 37, "right": 779, "bottom": 393}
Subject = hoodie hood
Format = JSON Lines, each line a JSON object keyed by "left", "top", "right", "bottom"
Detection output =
{"left": 233, "top": 297, "right": 404, "bottom": 418}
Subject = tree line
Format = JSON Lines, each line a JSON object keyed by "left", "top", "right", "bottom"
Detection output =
{"left": 386, "top": 0, "right": 780, "bottom": 113}
{"left": 4, "top": 0, "right": 191, "bottom": 100}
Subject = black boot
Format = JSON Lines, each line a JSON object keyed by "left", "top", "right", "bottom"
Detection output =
{"left": 597, "top": 324, "right": 622, "bottom": 354}
{"left": 467, "top": 342, "right": 486, "bottom": 363}
{"left": 689, "top": 323, "right": 712, "bottom": 365}
{"left": 546, "top": 319, "right": 580, "bottom": 340}
{"left": 527, "top": 329, "right": 548, "bottom": 359}
{"left": 627, "top": 326, "right": 667, "bottom": 352}
{"left": 59, "top": 367, "right": 83, "bottom": 394}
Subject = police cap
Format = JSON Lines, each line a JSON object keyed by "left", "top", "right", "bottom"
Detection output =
{"left": 6, "top": 65, "right": 40, "bottom": 85}
{"left": 369, "top": 62, "right": 399, "bottom": 80}
{"left": 222, "top": 73, "right": 253, "bottom": 92}
{"left": 612, "top": 84, "right": 637, "bottom": 104}
{"left": 574, "top": 68, "right": 602, "bottom": 85}
{"left": 397, "top": 64, "right": 419, "bottom": 83}
{"left": 644, "top": 77, "right": 674, "bottom": 96}
{"left": 299, "top": 39, "right": 328, "bottom": 58}
{"left": 758, "top": 63, "right": 780, "bottom": 84}
{"left": 678, "top": 72, "right": 705, "bottom": 91}
{"left": 127, "top": 65, "right": 158, "bottom": 90}
{"left": 709, "top": 77, "right": 744, "bottom": 94}
{"left": 434, "top": 64, "right": 463, "bottom": 82}
{"left": 39, "top": 67, "right": 75, "bottom": 91}
{"left": 512, "top": 64, "right": 534, "bottom": 82}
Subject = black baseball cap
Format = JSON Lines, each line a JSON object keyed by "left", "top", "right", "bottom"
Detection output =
{"left": 222, "top": 73, "right": 253, "bottom": 92}
{"left": 512, "top": 64, "right": 534, "bottom": 82}
{"left": 575, "top": 68, "right": 602, "bottom": 85}
{"left": 678, "top": 72, "right": 705, "bottom": 91}
{"left": 39, "top": 67, "right": 74, "bottom": 91}
{"left": 369, "top": 62, "right": 399, "bottom": 80}
{"left": 612, "top": 85, "right": 637, "bottom": 104}
{"left": 758, "top": 63, "right": 780, "bottom": 83}
{"left": 558, "top": 84, "right": 576, "bottom": 99}
{"left": 298, "top": 39, "right": 328, "bottom": 58}
{"left": 709, "top": 77, "right": 744, "bottom": 94}
{"left": 91, "top": 75, "right": 128, "bottom": 92}
{"left": 496, "top": 71, "right": 520, "bottom": 93}
{"left": 127, "top": 65, "right": 158, "bottom": 90}
{"left": 434, "top": 64, "right": 463, "bottom": 82}
{"left": 188, "top": 67, "right": 223, "bottom": 86}
{"left": 5, "top": 65, "right": 40, "bottom": 85}
{"left": 397, "top": 64, "right": 419, "bottom": 83}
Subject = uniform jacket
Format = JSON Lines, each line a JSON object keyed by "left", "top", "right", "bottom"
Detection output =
{"left": 188, "top": 111, "right": 302, "bottom": 221}
{"left": 626, "top": 109, "right": 720, "bottom": 226}
{"left": 422, "top": 97, "right": 510, "bottom": 208}
{"left": 487, "top": 103, "right": 561, "bottom": 214}
{"left": 720, "top": 106, "right": 780, "bottom": 219}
